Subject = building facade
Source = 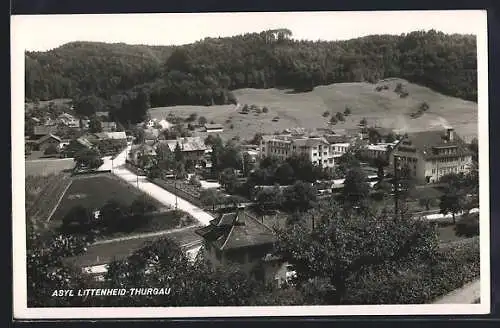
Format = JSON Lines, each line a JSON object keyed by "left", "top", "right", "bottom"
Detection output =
{"left": 259, "top": 134, "right": 349, "bottom": 168}
{"left": 195, "top": 208, "right": 289, "bottom": 287}
{"left": 389, "top": 128, "right": 473, "bottom": 183}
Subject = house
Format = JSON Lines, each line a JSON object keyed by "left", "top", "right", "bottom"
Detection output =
{"left": 33, "top": 126, "right": 58, "bottom": 138}
{"left": 203, "top": 123, "right": 224, "bottom": 133}
{"left": 33, "top": 134, "right": 62, "bottom": 153}
{"left": 101, "top": 122, "right": 117, "bottom": 132}
{"left": 389, "top": 128, "right": 473, "bottom": 183}
{"left": 360, "top": 143, "right": 397, "bottom": 162}
{"left": 57, "top": 113, "right": 80, "bottom": 128}
{"left": 195, "top": 207, "right": 289, "bottom": 286}
{"left": 157, "top": 136, "right": 207, "bottom": 163}
{"left": 128, "top": 144, "right": 157, "bottom": 166}
{"left": 260, "top": 134, "right": 338, "bottom": 168}
{"left": 62, "top": 137, "right": 95, "bottom": 157}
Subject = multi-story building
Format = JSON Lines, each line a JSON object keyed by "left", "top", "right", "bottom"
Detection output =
{"left": 57, "top": 113, "right": 80, "bottom": 128}
{"left": 389, "top": 128, "right": 473, "bottom": 183}
{"left": 157, "top": 136, "right": 208, "bottom": 164}
{"left": 259, "top": 133, "right": 350, "bottom": 168}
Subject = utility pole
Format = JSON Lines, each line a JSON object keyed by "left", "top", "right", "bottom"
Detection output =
{"left": 393, "top": 156, "right": 400, "bottom": 218}
{"left": 175, "top": 173, "right": 178, "bottom": 210}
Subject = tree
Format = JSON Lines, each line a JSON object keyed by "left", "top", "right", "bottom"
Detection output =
{"left": 322, "top": 111, "right": 330, "bottom": 117}
{"left": 439, "top": 187, "right": 466, "bottom": 224}
{"left": 367, "top": 128, "right": 381, "bottom": 144}
{"left": 61, "top": 205, "right": 93, "bottom": 232}
{"left": 255, "top": 186, "right": 283, "bottom": 214}
{"left": 74, "top": 148, "right": 103, "bottom": 169}
{"left": 342, "top": 167, "right": 370, "bottom": 208}
{"left": 88, "top": 117, "right": 103, "bottom": 133}
{"left": 200, "top": 189, "right": 223, "bottom": 212}
{"left": 129, "top": 197, "right": 157, "bottom": 217}
{"left": 44, "top": 144, "right": 60, "bottom": 156}
{"left": 335, "top": 112, "right": 345, "bottom": 122}
{"left": 74, "top": 95, "right": 106, "bottom": 117}
{"left": 344, "top": 106, "right": 352, "bottom": 116}
{"left": 189, "top": 174, "right": 202, "bottom": 188}
{"left": 219, "top": 168, "right": 239, "bottom": 193}
{"left": 100, "top": 199, "right": 126, "bottom": 231}
{"left": 274, "top": 201, "right": 438, "bottom": 304}
{"left": 262, "top": 106, "right": 269, "bottom": 113}
{"left": 275, "top": 162, "right": 295, "bottom": 185}
{"left": 282, "top": 181, "right": 317, "bottom": 213}
{"left": 198, "top": 116, "right": 208, "bottom": 126}
{"left": 359, "top": 118, "right": 368, "bottom": 126}
{"left": 174, "top": 142, "right": 183, "bottom": 162}
{"left": 26, "top": 218, "right": 96, "bottom": 307}
{"left": 186, "top": 112, "right": 198, "bottom": 123}
{"left": 329, "top": 116, "right": 338, "bottom": 125}
{"left": 385, "top": 132, "right": 396, "bottom": 143}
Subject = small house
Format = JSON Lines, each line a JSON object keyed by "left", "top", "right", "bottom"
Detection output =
{"left": 204, "top": 123, "right": 224, "bottom": 133}
{"left": 34, "top": 134, "right": 62, "bottom": 153}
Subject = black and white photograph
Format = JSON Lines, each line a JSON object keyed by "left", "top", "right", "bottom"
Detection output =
{"left": 12, "top": 10, "right": 490, "bottom": 318}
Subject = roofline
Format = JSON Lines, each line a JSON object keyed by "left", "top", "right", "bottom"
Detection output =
{"left": 219, "top": 223, "right": 235, "bottom": 251}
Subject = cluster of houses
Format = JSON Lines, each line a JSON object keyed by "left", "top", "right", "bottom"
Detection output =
{"left": 25, "top": 111, "right": 126, "bottom": 158}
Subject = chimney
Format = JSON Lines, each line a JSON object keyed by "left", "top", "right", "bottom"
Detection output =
{"left": 447, "top": 128, "right": 454, "bottom": 142}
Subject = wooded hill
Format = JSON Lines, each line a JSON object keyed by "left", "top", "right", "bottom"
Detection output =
{"left": 25, "top": 29, "right": 477, "bottom": 121}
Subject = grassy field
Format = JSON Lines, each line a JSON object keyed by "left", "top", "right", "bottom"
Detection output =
{"left": 67, "top": 226, "right": 202, "bottom": 267}
{"left": 25, "top": 158, "right": 75, "bottom": 176}
{"left": 50, "top": 173, "right": 169, "bottom": 222}
{"left": 149, "top": 79, "right": 478, "bottom": 142}
{"left": 25, "top": 98, "right": 72, "bottom": 112}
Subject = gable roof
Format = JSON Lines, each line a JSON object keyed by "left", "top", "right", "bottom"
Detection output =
{"left": 196, "top": 210, "right": 276, "bottom": 251}
{"left": 94, "top": 131, "right": 126, "bottom": 140}
{"left": 35, "top": 134, "right": 62, "bottom": 144}
{"left": 76, "top": 137, "right": 94, "bottom": 148}
{"left": 204, "top": 123, "right": 224, "bottom": 130}
{"left": 160, "top": 137, "right": 207, "bottom": 152}
{"left": 396, "top": 129, "right": 472, "bottom": 160}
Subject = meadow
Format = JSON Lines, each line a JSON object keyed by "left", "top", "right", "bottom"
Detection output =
{"left": 50, "top": 173, "right": 169, "bottom": 222}
{"left": 25, "top": 158, "right": 75, "bottom": 176}
{"left": 149, "top": 79, "right": 478, "bottom": 142}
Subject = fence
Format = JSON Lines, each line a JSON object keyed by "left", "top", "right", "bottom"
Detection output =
{"left": 150, "top": 178, "right": 204, "bottom": 208}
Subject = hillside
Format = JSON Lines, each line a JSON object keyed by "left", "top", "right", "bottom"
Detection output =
{"left": 149, "top": 78, "right": 478, "bottom": 142}
{"left": 25, "top": 29, "right": 478, "bottom": 121}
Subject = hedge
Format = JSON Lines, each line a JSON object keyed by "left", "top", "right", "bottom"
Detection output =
{"left": 342, "top": 237, "right": 479, "bottom": 304}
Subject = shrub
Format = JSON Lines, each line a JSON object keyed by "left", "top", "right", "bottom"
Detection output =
{"left": 230, "top": 124, "right": 235, "bottom": 129}
{"left": 420, "top": 102, "right": 430, "bottom": 111}
{"left": 335, "top": 112, "right": 345, "bottom": 122}
{"left": 322, "top": 111, "right": 330, "bottom": 117}
{"left": 455, "top": 213, "right": 479, "bottom": 237}
{"left": 262, "top": 107, "right": 269, "bottom": 113}
{"left": 344, "top": 107, "right": 351, "bottom": 116}
{"left": 329, "top": 116, "right": 338, "bottom": 125}
{"left": 44, "top": 144, "right": 59, "bottom": 155}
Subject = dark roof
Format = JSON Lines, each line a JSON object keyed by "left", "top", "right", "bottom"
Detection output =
{"left": 35, "top": 134, "right": 62, "bottom": 144}
{"left": 205, "top": 123, "right": 224, "bottom": 130}
{"left": 195, "top": 210, "right": 276, "bottom": 251}
{"left": 324, "top": 134, "right": 349, "bottom": 144}
{"left": 397, "top": 129, "right": 473, "bottom": 160}
{"left": 293, "top": 137, "right": 329, "bottom": 148}
{"left": 33, "top": 126, "right": 58, "bottom": 136}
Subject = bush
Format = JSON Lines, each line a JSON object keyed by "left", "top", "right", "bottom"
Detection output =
{"left": 44, "top": 144, "right": 59, "bottom": 155}
{"left": 455, "top": 214, "right": 479, "bottom": 237}
{"left": 262, "top": 107, "right": 269, "bottom": 113}
{"left": 322, "top": 111, "right": 330, "bottom": 117}
{"left": 420, "top": 102, "right": 430, "bottom": 111}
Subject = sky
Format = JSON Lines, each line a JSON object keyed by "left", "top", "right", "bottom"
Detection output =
{"left": 12, "top": 10, "right": 486, "bottom": 52}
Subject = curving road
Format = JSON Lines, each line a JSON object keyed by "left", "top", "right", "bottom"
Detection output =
{"left": 99, "top": 146, "right": 213, "bottom": 227}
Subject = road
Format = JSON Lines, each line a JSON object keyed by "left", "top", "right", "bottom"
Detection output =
{"left": 92, "top": 225, "right": 201, "bottom": 245}
{"left": 433, "top": 279, "right": 481, "bottom": 304}
{"left": 101, "top": 146, "right": 213, "bottom": 226}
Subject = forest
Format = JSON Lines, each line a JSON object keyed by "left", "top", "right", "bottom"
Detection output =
{"left": 25, "top": 29, "right": 477, "bottom": 125}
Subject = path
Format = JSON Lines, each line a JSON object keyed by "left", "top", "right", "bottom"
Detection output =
{"left": 433, "top": 279, "right": 481, "bottom": 304}
{"left": 103, "top": 146, "right": 213, "bottom": 226}
{"left": 92, "top": 225, "right": 201, "bottom": 245}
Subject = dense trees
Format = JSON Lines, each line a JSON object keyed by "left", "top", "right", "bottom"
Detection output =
{"left": 26, "top": 30, "right": 477, "bottom": 112}
{"left": 274, "top": 200, "right": 439, "bottom": 304}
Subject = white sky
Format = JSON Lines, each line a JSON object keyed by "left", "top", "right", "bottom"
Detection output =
{"left": 12, "top": 10, "right": 486, "bottom": 52}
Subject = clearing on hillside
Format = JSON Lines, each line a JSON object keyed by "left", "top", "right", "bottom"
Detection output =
{"left": 25, "top": 158, "right": 75, "bottom": 176}
{"left": 149, "top": 78, "right": 477, "bottom": 142}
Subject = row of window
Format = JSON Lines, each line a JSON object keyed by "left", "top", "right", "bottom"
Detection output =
{"left": 431, "top": 166, "right": 467, "bottom": 174}
{"left": 433, "top": 157, "right": 468, "bottom": 163}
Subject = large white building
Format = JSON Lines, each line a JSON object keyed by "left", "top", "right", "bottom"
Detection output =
{"left": 259, "top": 133, "right": 349, "bottom": 168}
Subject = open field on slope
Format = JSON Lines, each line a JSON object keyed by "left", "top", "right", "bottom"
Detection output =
{"left": 149, "top": 78, "right": 478, "bottom": 142}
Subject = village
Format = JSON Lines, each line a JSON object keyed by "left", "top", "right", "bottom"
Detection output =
{"left": 24, "top": 98, "right": 479, "bottom": 297}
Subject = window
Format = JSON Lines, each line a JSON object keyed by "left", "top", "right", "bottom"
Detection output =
{"left": 313, "top": 153, "right": 317, "bottom": 157}
{"left": 329, "top": 158, "right": 333, "bottom": 163}
{"left": 323, "top": 160, "right": 327, "bottom": 164}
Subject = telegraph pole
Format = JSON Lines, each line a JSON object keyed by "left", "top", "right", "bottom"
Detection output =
{"left": 393, "top": 156, "right": 400, "bottom": 218}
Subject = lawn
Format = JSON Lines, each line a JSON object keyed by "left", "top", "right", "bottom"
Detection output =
{"left": 149, "top": 78, "right": 478, "bottom": 142}
{"left": 25, "top": 158, "right": 75, "bottom": 176}
{"left": 50, "top": 173, "right": 169, "bottom": 222}
{"left": 67, "top": 226, "right": 202, "bottom": 267}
